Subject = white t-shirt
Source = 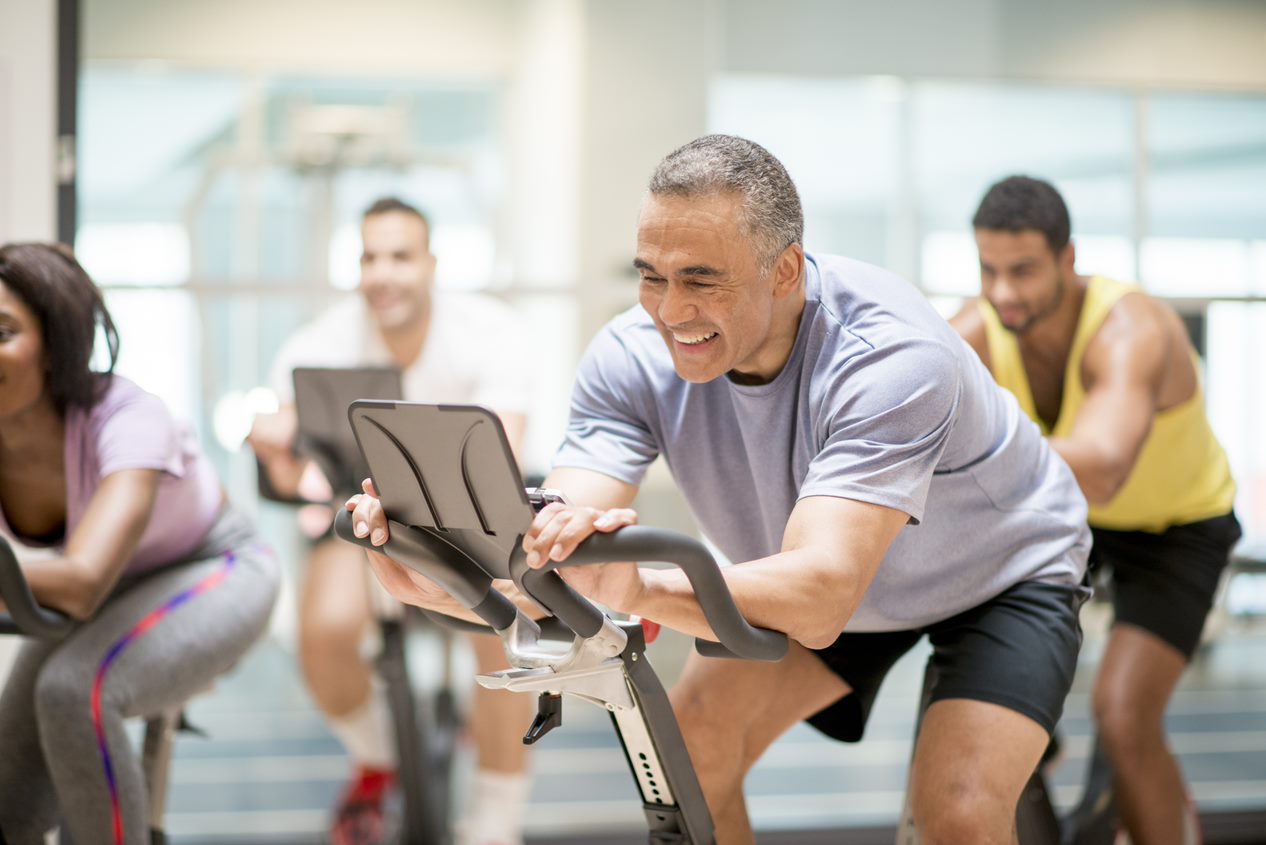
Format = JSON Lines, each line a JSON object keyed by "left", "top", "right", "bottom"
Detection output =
{"left": 269, "top": 292, "right": 532, "bottom": 416}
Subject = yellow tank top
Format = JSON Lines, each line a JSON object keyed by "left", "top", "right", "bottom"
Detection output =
{"left": 979, "top": 276, "right": 1235, "bottom": 533}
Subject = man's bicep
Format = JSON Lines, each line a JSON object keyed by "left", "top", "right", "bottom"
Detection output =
{"left": 1065, "top": 375, "right": 1155, "bottom": 470}
{"left": 543, "top": 466, "right": 639, "bottom": 510}
{"left": 1071, "top": 311, "right": 1166, "bottom": 465}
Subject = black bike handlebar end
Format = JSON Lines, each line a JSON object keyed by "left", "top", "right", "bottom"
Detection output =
{"left": 0, "top": 538, "right": 74, "bottom": 639}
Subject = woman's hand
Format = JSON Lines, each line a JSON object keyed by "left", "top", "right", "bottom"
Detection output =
{"left": 521, "top": 503, "right": 644, "bottom": 613}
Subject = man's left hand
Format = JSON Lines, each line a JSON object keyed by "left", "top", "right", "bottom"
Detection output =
{"left": 522, "top": 503, "right": 643, "bottom": 612}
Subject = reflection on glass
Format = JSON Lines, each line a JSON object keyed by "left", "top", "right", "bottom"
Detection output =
{"left": 912, "top": 82, "right": 1135, "bottom": 240}
{"left": 1148, "top": 93, "right": 1266, "bottom": 242}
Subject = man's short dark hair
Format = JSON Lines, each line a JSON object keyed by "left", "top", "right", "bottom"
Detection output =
{"left": 649, "top": 134, "right": 804, "bottom": 273}
{"left": 363, "top": 197, "right": 431, "bottom": 248}
{"left": 0, "top": 242, "right": 119, "bottom": 413}
{"left": 972, "top": 176, "right": 1071, "bottom": 254}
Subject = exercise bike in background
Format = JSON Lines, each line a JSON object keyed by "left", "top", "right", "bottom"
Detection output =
{"left": 256, "top": 367, "right": 461, "bottom": 845}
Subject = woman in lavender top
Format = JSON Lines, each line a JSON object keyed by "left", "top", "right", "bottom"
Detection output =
{"left": 0, "top": 243, "right": 279, "bottom": 845}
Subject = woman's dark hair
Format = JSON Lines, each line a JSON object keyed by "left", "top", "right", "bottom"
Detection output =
{"left": 0, "top": 242, "right": 119, "bottom": 412}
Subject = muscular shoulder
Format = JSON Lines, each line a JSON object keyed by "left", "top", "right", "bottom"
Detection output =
{"left": 1081, "top": 288, "right": 1180, "bottom": 398}
{"left": 1086, "top": 290, "right": 1170, "bottom": 368}
{"left": 948, "top": 298, "right": 990, "bottom": 370}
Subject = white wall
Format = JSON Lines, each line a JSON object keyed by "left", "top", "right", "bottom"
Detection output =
{"left": 0, "top": 0, "right": 57, "bottom": 244}
{"left": 85, "top": 0, "right": 520, "bottom": 78}
{"left": 721, "top": 0, "right": 1266, "bottom": 88}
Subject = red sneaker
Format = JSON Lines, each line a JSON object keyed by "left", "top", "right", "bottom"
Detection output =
{"left": 330, "top": 767, "right": 396, "bottom": 845}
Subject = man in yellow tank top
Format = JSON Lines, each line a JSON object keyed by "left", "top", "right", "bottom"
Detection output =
{"left": 951, "top": 176, "right": 1240, "bottom": 845}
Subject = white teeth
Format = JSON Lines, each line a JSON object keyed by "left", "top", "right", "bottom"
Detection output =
{"left": 673, "top": 331, "right": 717, "bottom": 345}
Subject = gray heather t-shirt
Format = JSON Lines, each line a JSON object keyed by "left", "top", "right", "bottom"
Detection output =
{"left": 553, "top": 252, "right": 1090, "bottom": 632}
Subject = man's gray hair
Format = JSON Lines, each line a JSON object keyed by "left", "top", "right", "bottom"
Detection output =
{"left": 648, "top": 134, "right": 803, "bottom": 272}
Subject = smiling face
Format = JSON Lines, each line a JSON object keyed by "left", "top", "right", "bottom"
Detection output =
{"left": 635, "top": 191, "right": 803, "bottom": 384}
{"left": 0, "top": 282, "right": 49, "bottom": 420}
{"left": 974, "top": 228, "right": 1074, "bottom": 334}
{"left": 358, "top": 211, "right": 437, "bottom": 331}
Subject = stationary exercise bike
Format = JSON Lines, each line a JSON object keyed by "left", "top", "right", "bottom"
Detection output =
{"left": 332, "top": 400, "right": 789, "bottom": 845}
{"left": 256, "top": 367, "right": 461, "bottom": 845}
{"left": 0, "top": 535, "right": 194, "bottom": 845}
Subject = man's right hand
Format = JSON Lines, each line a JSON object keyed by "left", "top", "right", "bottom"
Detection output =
{"left": 247, "top": 407, "right": 312, "bottom": 500}
{"left": 246, "top": 407, "right": 299, "bottom": 464}
{"left": 345, "top": 479, "right": 454, "bottom": 610}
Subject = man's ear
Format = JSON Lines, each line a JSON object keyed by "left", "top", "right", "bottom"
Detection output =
{"left": 771, "top": 243, "right": 804, "bottom": 298}
{"left": 1059, "top": 241, "right": 1076, "bottom": 276}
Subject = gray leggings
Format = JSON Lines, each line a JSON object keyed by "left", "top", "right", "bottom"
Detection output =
{"left": 0, "top": 507, "right": 279, "bottom": 845}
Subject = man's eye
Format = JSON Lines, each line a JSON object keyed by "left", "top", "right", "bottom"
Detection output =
{"left": 640, "top": 276, "right": 666, "bottom": 285}
{"left": 686, "top": 280, "right": 715, "bottom": 290}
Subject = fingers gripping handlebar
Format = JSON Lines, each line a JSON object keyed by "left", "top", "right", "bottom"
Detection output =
{"left": 0, "top": 537, "right": 74, "bottom": 638}
{"left": 333, "top": 508, "right": 519, "bottom": 631}
{"left": 513, "top": 527, "right": 788, "bottom": 662}
{"left": 334, "top": 505, "right": 787, "bottom": 663}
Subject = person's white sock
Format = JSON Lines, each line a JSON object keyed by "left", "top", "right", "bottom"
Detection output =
{"left": 459, "top": 769, "right": 531, "bottom": 845}
{"left": 327, "top": 678, "right": 397, "bottom": 770}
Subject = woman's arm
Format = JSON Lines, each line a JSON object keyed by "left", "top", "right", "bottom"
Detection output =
{"left": 22, "top": 468, "right": 162, "bottom": 620}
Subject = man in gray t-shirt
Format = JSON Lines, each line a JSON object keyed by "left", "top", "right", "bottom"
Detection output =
{"left": 350, "top": 135, "right": 1090, "bottom": 843}
{"left": 557, "top": 249, "right": 1087, "bottom": 632}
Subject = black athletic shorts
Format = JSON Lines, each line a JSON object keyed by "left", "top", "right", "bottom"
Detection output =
{"left": 806, "top": 579, "right": 1086, "bottom": 743}
{"left": 1090, "top": 511, "right": 1241, "bottom": 659}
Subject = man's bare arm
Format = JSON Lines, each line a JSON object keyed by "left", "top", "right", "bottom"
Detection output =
{"left": 246, "top": 405, "right": 311, "bottom": 498}
{"left": 527, "top": 493, "right": 909, "bottom": 650}
{"left": 1050, "top": 295, "right": 1167, "bottom": 505}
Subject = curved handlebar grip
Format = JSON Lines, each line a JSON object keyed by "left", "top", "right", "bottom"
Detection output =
{"left": 332, "top": 509, "right": 518, "bottom": 631}
{"left": 521, "top": 526, "right": 788, "bottom": 662}
{"left": 515, "top": 559, "right": 607, "bottom": 640}
{"left": 0, "top": 538, "right": 73, "bottom": 639}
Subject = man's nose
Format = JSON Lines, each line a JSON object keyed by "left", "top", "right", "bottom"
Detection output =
{"left": 361, "top": 261, "right": 387, "bottom": 286}
{"left": 659, "top": 283, "right": 697, "bottom": 325}
{"left": 987, "top": 276, "right": 1017, "bottom": 303}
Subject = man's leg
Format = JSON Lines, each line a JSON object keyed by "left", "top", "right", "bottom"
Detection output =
{"left": 460, "top": 633, "right": 536, "bottom": 845}
{"left": 468, "top": 633, "right": 532, "bottom": 773}
{"left": 1088, "top": 515, "right": 1238, "bottom": 845}
{"left": 669, "top": 642, "right": 850, "bottom": 845}
{"left": 1093, "top": 623, "right": 1189, "bottom": 845}
{"left": 909, "top": 698, "right": 1049, "bottom": 844}
{"left": 298, "top": 538, "right": 375, "bottom": 720}
{"left": 299, "top": 538, "right": 396, "bottom": 845}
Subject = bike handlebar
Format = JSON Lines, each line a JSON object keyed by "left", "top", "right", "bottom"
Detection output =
{"left": 333, "top": 508, "right": 521, "bottom": 631}
{"left": 334, "top": 506, "right": 787, "bottom": 663}
{"left": 514, "top": 526, "right": 788, "bottom": 662}
{"left": 0, "top": 537, "right": 73, "bottom": 639}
